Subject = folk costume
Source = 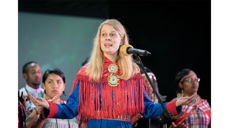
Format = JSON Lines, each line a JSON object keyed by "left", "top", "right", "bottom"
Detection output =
{"left": 45, "top": 57, "right": 179, "bottom": 128}
{"left": 42, "top": 100, "right": 79, "bottom": 128}
{"left": 173, "top": 96, "right": 211, "bottom": 128}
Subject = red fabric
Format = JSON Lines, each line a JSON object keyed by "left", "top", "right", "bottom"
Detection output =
{"left": 176, "top": 110, "right": 193, "bottom": 125}
{"left": 206, "top": 109, "right": 211, "bottom": 120}
{"left": 47, "top": 101, "right": 58, "bottom": 118}
{"left": 178, "top": 100, "right": 211, "bottom": 127}
{"left": 167, "top": 100, "right": 178, "bottom": 115}
{"left": 72, "top": 57, "right": 145, "bottom": 120}
{"left": 170, "top": 99, "right": 211, "bottom": 127}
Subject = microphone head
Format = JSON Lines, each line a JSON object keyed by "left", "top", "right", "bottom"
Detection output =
{"left": 145, "top": 51, "right": 151, "bottom": 56}
{"left": 120, "top": 44, "right": 133, "bottom": 56}
{"left": 133, "top": 49, "right": 151, "bottom": 56}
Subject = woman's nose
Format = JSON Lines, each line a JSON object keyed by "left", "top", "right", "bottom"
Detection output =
{"left": 193, "top": 80, "right": 199, "bottom": 85}
{"left": 52, "top": 82, "right": 58, "bottom": 89}
{"left": 105, "top": 35, "right": 111, "bottom": 41}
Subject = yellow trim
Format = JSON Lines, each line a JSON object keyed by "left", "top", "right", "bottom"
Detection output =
{"left": 120, "top": 44, "right": 133, "bottom": 56}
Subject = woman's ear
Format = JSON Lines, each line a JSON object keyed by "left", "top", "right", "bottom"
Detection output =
{"left": 42, "top": 83, "right": 45, "bottom": 90}
{"left": 178, "top": 82, "right": 183, "bottom": 90}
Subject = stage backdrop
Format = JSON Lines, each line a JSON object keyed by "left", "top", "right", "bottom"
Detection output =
{"left": 19, "top": 12, "right": 104, "bottom": 100}
{"left": 19, "top": 0, "right": 211, "bottom": 103}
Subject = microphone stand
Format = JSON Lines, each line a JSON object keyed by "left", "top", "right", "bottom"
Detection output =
{"left": 133, "top": 55, "right": 172, "bottom": 126}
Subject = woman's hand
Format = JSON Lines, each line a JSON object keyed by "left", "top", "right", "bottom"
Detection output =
{"left": 176, "top": 94, "right": 197, "bottom": 106}
{"left": 28, "top": 93, "right": 50, "bottom": 109}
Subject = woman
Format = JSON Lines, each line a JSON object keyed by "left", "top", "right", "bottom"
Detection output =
{"left": 172, "top": 68, "right": 211, "bottom": 128}
{"left": 27, "top": 68, "right": 79, "bottom": 128}
{"left": 29, "top": 19, "right": 195, "bottom": 128}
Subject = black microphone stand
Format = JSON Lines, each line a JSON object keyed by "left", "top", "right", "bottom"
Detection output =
{"left": 133, "top": 55, "right": 172, "bottom": 126}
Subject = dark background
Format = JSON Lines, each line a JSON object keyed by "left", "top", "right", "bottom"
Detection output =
{"left": 19, "top": 0, "right": 211, "bottom": 103}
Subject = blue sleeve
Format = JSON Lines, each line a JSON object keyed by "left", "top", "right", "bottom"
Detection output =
{"left": 143, "top": 90, "right": 168, "bottom": 119}
{"left": 52, "top": 80, "right": 80, "bottom": 119}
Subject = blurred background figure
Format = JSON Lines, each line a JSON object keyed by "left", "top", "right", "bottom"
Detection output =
{"left": 132, "top": 67, "right": 167, "bottom": 128}
{"left": 26, "top": 68, "right": 79, "bottom": 128}
{"left": 19, "top": 61, "right": 44, "bottom": 117}
{"left": 18, "top": 91, "right": 26, "bottom": 128}
{"left": 141, "top": 67, "right": 166, "bottom": 103}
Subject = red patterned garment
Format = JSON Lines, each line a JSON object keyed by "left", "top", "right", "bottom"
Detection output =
{"left": 71, "top": 57, "right": 145, "bottom": 120}
{"left": 180, "top": 99, "right": 211, "bottom": 128}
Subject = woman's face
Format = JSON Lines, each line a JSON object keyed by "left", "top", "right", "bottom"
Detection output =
{"left": 43, "top": 73, "right": 65, "bottom": 99}
{"left": 179, "top": 71, "right": 199, "bottom": 96}
{"left": 100, "top": 24, "right": 122, "bottom": 56}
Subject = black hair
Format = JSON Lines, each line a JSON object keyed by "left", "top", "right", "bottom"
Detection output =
{"left": 22, "top": 61, "right": 38, "bottom": 74}
{"left": 42, "top": 68, "right": 65, "bottom": 84}
{"left": 175, "top": 68, "right": 194, "bottom": 93}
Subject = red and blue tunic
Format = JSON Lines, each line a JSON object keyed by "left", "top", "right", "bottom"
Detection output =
{"left": 45, "top": 57, "right": 179, "bottom": 128}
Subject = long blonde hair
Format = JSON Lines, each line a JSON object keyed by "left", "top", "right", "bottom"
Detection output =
{"left": 86, "top": 19, "right": 139, "bottom": 81}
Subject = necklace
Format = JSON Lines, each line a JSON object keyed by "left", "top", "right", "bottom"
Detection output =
{"left": 107, "top": 64, "right": 119, "bottom": 87}
{"left": 45, "top": 96, "right": 62, "bottom": 104}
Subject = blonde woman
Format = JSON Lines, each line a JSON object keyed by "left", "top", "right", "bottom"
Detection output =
{"left": 29, "top": 19, "right": 195, "bottom": 128}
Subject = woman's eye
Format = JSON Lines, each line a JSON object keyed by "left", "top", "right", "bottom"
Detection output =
{"left": 110, "top": 33, "right": 115, "bottom": 37}
{"left": 57, "top": 80, "right": 63, "bottom": 85}
{"left": 101, "top": 33, "right": 106, "bottom": 37}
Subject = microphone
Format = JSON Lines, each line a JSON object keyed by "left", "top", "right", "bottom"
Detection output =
{"left": 120, "top": 44, "right": 151, "bottom": 56}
